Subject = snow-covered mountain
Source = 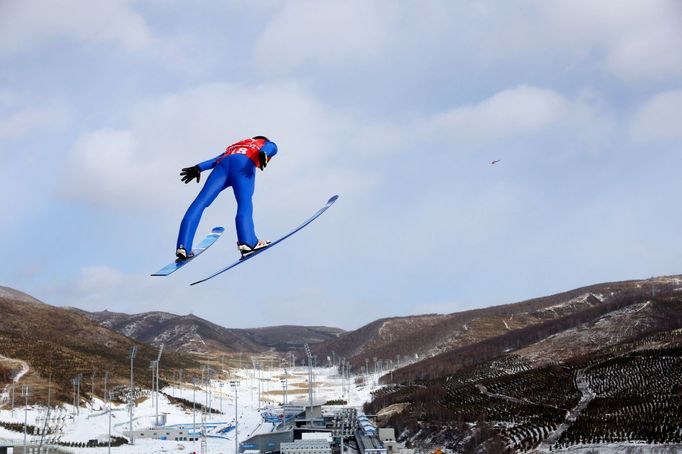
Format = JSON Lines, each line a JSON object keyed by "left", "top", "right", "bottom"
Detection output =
{"left": 68, "top": 308, "right": 345, "bottom": 354}
{"left": 312, "top": 275, "right": 682, "bottom": 377}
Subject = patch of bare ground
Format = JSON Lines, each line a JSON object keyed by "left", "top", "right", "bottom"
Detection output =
{"left": 376, "top": 402, "right": 410, "bottom": 419}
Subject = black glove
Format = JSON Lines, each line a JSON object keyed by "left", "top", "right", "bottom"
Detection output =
{"left": 258, "top": 151, "right": 270, "bottom": 170}
{"left": 180, "top": 165, "right": 201, "bottom": 184}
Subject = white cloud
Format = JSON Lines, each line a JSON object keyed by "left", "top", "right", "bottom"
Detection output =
{"left": 0, "top": 102, "right": 70, "bottom": 140}
{"left": 254, "top": 0, "right": 398, "bottom": 72}
{"left": 61, "top": 128, "right": 148, "bottom": 207}
{"left": 416, "top": 85, "right": 606, "bottom": 149}
{"left": 44, "top": 265, "right": 195, "bottom": 316}
{"left": 58, "top": 81, "right": 378, "bottom": 215}
{"left": 59, "top": 82, "right": 611, "bottom": 215}
{"left": 39, "top": 263, "right": 364, "bottom": 329}
{"left": 524, "top": 0, "right": 682, "bottom": 82}
{"left": 75, "top": 265, "right": 128, "bottom": 296}
{"left": 6, "top": 0, "right": 682, "bottom": 333}
{"left": 253, "top": 0, "right": 682, "bottom": 83}
{"left": 0, "top": 91, "right": 26, "bottom": 108}
{"left": 631, "top": 90, "right": 682, "bottom": 142}
{"left": 0, "top": 0, "right": 152, "bottom": 55}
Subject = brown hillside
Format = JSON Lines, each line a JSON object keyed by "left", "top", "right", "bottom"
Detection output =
{"left": 312, "top": 276, "right": 681, "bottom": 374}
{"left": 389, "top": 285, "right": 682, "bottom": 383}
{"left": 69, "top": 308, "right": 345, "bottom": 354}
{"left": 0, "top": 287, "right": 198, "bottom": 406}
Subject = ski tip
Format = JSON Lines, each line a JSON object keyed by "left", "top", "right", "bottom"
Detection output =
{"left": 211, "top": 226, "right": 225, "bottom": 233}
{"left": 328, "top": 194, "right": 339, "bottom": 204}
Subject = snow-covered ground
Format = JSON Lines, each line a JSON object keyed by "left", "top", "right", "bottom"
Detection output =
{"left": 0, "top": 366, "right": 382, "bottom": 453}
{"left": 0, "top": 354, "right": 30, "bottom": 405}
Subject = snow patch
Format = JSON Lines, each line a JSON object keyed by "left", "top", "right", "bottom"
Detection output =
{"left": 0, "top": 355, "right": 29, "bottom": 407}
{"left": 536, "top": 293, "right": 598, "bottom": 314}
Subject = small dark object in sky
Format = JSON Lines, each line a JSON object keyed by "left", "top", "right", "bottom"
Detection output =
{"left": 491, "top": 159, "right": 501, "bottom": 165}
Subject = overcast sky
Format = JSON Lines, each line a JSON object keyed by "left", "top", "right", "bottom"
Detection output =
{"left": 1, "top": 0, "right": 681, "bottom": 330}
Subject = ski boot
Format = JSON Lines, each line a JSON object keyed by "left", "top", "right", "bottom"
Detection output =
{"left": 176, "top": 246, "right": 194, "bottom": 262}
{"left": 238, "top": 240, "right": 271, "bottom": 258}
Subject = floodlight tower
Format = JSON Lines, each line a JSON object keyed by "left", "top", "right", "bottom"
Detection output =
{"left": 103, "top": 370, "right": 109, "bottom": 405}
{"left": 219, "top": 381, "right": 224, "bottom": 415}
{"left": 206, "top": 366, "right": 213, "bottom": 421}
{"left": 284, "top": 366, "right": 289, "bottom": 405}
{"left": 200, "top": 366, "right": 210, "bottom": 454}
{"left": 149, "top": 361, "right": 158, "bottom": 425}
{"left": 107, "top": 390, "right": 114, "bottom": 454}
{"left": 250, "top": 359, "right": 255, "bottom": 404}
{"left": 279, "top": 376, "right": 286, "bottom": 408}
{"left": 230, "top": 380, "right": 240, "bottom": 454}
{"left": 47, "top": 372, "right": 52, "bottom": 408}
{"left": 171, "top": 370, "right": 176, "bottom": 397}
{"left": 71, "top": 374, "right": 82, "bottom": 416}
{"left": 339, "top": 358, "right": 345, "bottom": 398}
{"left": 220, "top": 355, "right": 225, "bottom": 413}
{"left": 21, "top": 384, "right": 30, "bottom": 450}
{"left": 149, "top": 361, "right": 156, "bottom": 390}
{"left": 304, "top": 343, "right": 313, "bottom": 423}
{"left": 191, "top": 377, "right": 198, "bottom": 437}
{"left": 128, "top": 346, "right": 138, "bottom": 445}
{"left": 178, "top": 369, "right": 184, "bottom": 399}
{"left": 258, "top": 362, "right": 262, "bottom": 409}
{"left": 76, "top": 373, "right": 82, "bottom": 415}
{"left": 180, "top": 369, "right": 185, "bottom": 386}
{"left": 70, "top": 379, "right": 76, "bottom": 416}
{"left": 340, "top": 361, "right": 345, "bottom": 398}
{"left": 37, "top": 374, "right": 52, "bottom": 454}
{"left": 155, "top": 344, "right": 164, "bottom": 424}
{"left": 91, "top": 368, "right": 96, "bottom": 399}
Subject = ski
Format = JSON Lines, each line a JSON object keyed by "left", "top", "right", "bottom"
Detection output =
{"left": 191, "top": 195, "right": 338, "bottom": 285}
{"left": 151, "top": 226, "right": 225, "bottom": 276}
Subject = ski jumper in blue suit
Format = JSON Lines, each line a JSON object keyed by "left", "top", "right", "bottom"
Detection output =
{"left": 177, "top": 137, "right": 278, "bottom": 254}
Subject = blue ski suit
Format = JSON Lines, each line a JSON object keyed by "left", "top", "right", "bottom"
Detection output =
{"left": 177, "top": 138, "right": 278, "bottom": 252}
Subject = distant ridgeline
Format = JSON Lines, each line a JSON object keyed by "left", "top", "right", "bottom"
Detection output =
{"left": 0, "top": 285, "right": 343, "bottom": 407}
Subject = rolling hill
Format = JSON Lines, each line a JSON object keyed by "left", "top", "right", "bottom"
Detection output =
{"left": 0, "top": 286, "right": 198, "bottom": 406}
{"left": 358, "top": 276, "right": 682, "bottom": 452}
{"left": 311, "top": 276, "right": 682, "bottom": 377}
{"left": 68, "top": 308, "right": 345, "bottom": 354}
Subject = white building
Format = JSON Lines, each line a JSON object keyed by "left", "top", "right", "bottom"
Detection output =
{"left": 379, "top": 428, "right": 399, "bottom": 453}
{"left": 123, "top": 427, "right": 199, "bottom": 441}
{"left": 280, "top": 439, "right": 332, "bottom": 454}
